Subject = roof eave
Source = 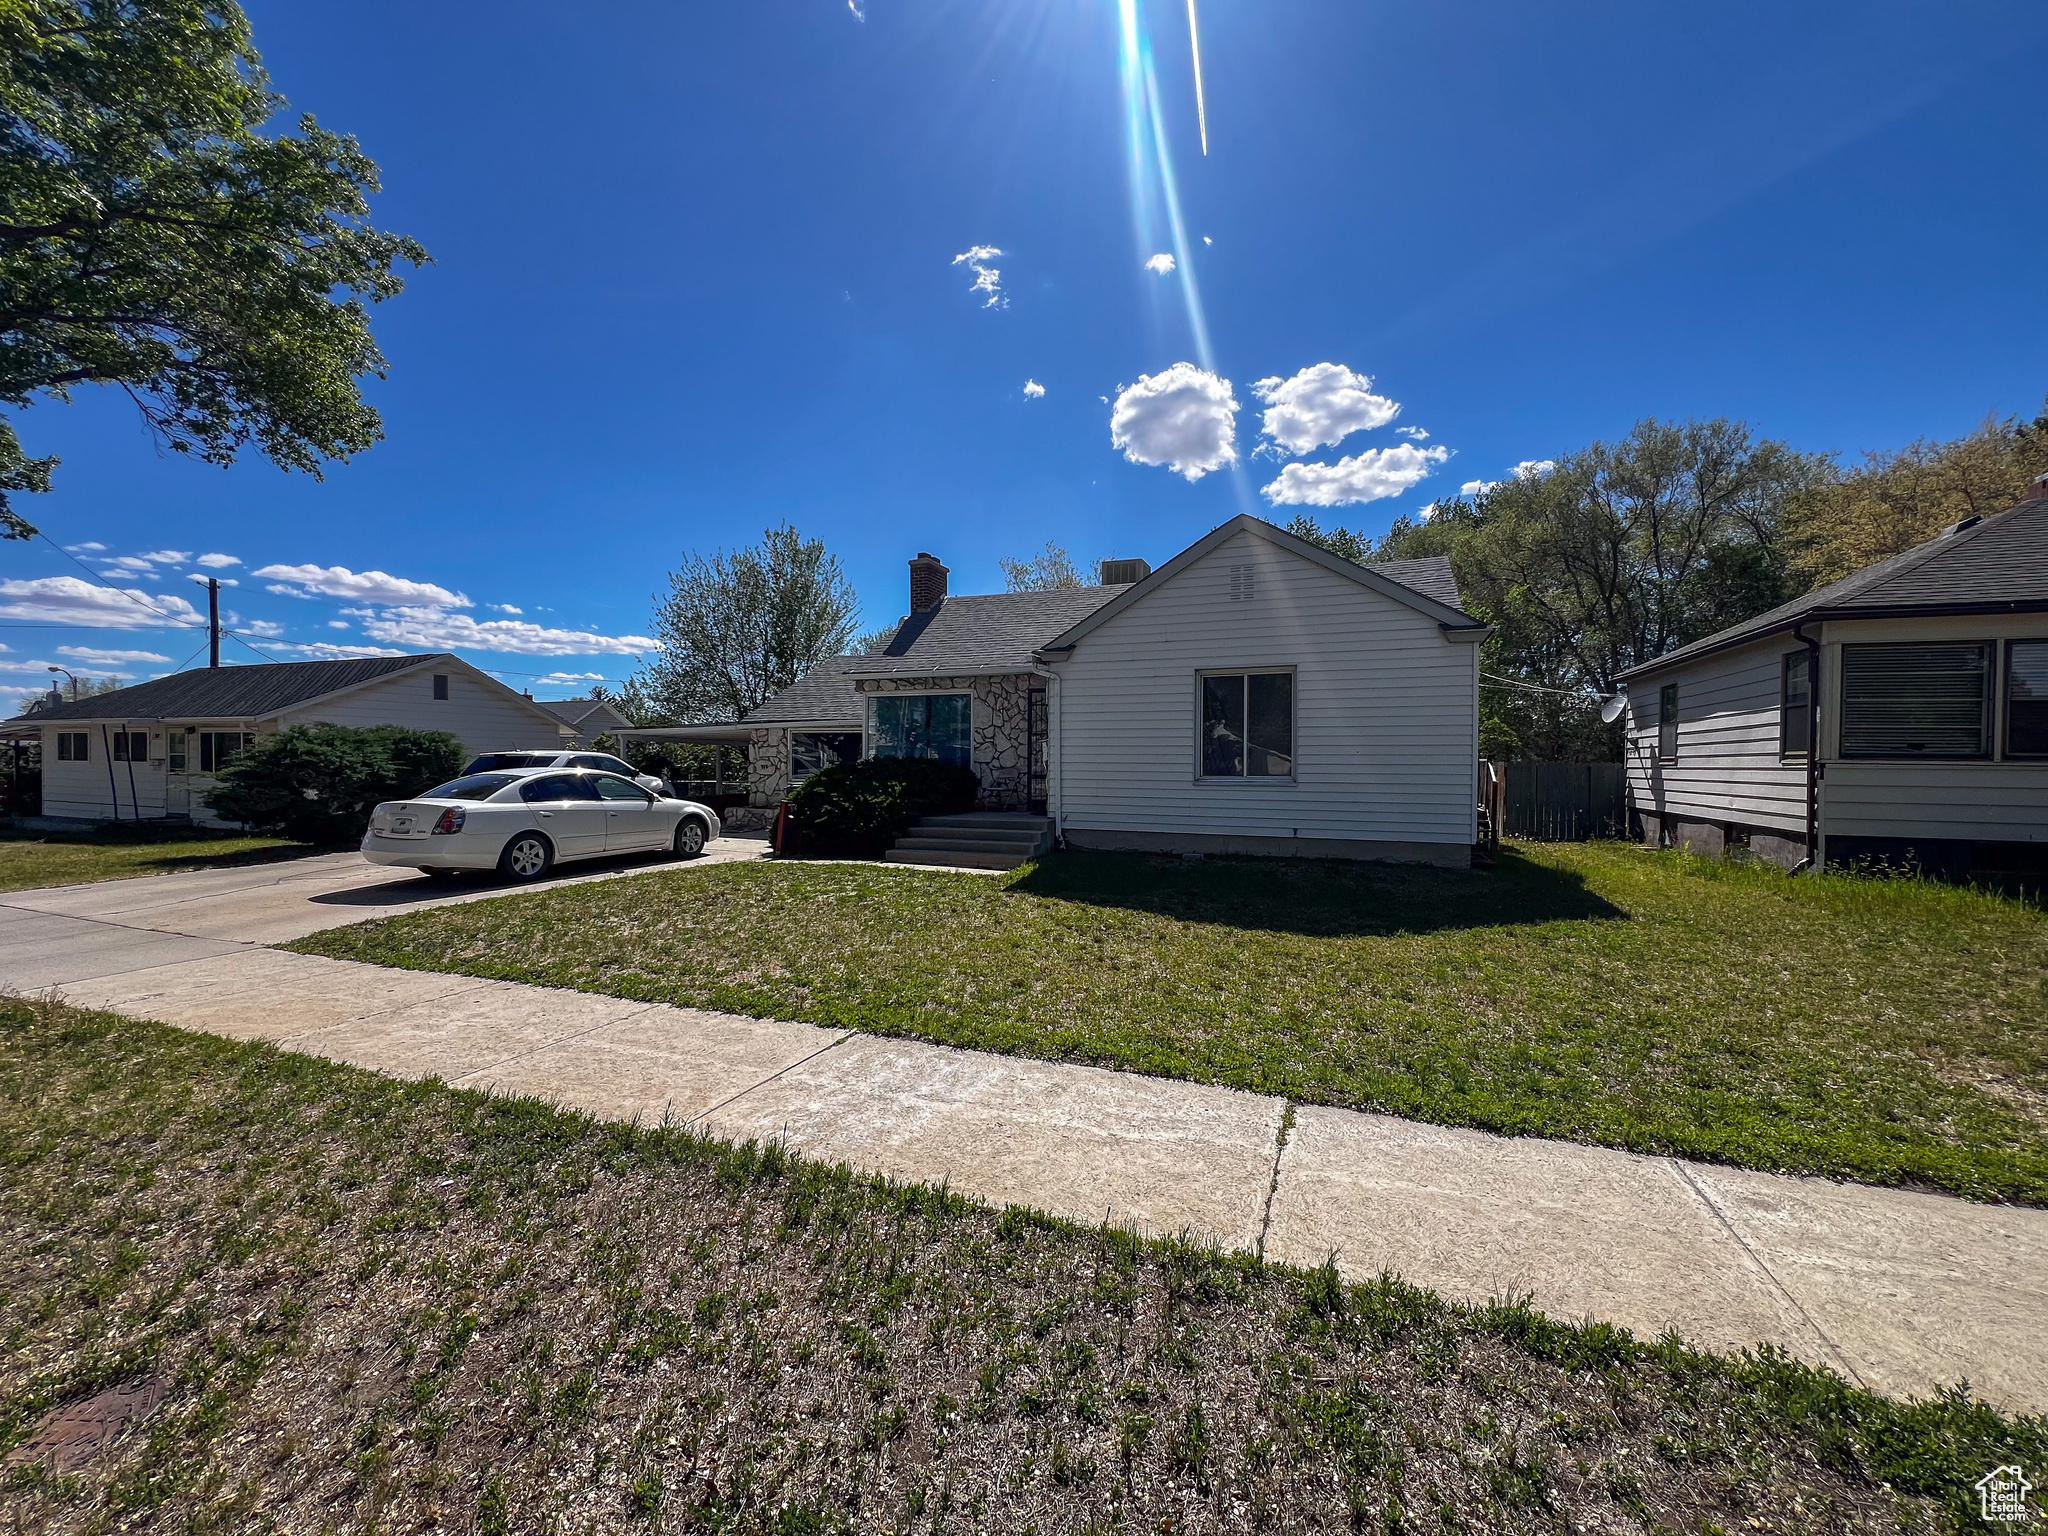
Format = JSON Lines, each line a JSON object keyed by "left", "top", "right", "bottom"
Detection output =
{"left": 1617, "top": 596, "right": 2048, "bottom": 682}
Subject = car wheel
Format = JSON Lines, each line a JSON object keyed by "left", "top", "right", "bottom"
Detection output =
{"left": 417, "top": 867, "right": 460, "bottom": 884}
{"left": 499, "top": 832, "right": 554, "bottom": 882}
{"left": 672, "top": 818, "right": 708, "bottom": 859}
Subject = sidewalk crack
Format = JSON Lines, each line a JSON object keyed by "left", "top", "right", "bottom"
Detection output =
{"left": 1256, "top": 1101, "right": 1297, "bottom": 1262}
{"left": 687, "top": 1030, "right": 855, "bottom": 1128}
{"left": 1669, "top": 1158, "right": 1866, "bottom": 1389}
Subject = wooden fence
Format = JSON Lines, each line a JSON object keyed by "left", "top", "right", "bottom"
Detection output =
{"left": 1494, "top": 761, "right": 1629, "bottom": 842}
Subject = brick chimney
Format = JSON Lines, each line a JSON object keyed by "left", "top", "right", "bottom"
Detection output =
{"left": 909, "top": 552, "right": 949, "bottom": 612}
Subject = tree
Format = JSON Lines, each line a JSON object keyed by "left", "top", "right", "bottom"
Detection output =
{"left": 1282, "top": 513, "right": 1372, "bottom": 564}
{"left": 999, "top": 542, "right": 1085, "bottom": 591}
{"left": 1788, "top": 403, "right": 2048, "bottom": 585}
{"left": 0, "top": 0, "right": 428, "bottom": 537}
{"left": 1374, "top": 421, "right": 1826, "bottom": 760}
{"left": 629, "top": 525, "right": 860, "bottom": 723}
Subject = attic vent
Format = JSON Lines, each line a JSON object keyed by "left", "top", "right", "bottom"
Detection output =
{"left": 1228, "top": 564, "right": 1255, "bottom": 602}
{"left": 1940, "top": 515, "right": 1982, "bottom": 538}
{"left": 1099, "top": 557, "right": 1151, "bottom": 585}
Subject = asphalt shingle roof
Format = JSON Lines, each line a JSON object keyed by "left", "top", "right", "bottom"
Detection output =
{"left": 1367, "top": 555, "right": 1463, "bottom": 610}
{"left": 850, "top": 585, "right": 1133, "bottom": 677}
{"left": 532, "top": 697, "right": 630, "bottom": 731}
{"left": 8, "top": 655, "right": 439, "bottom": 724}
{"left": 1620, "top": 493, "right": 2048, "bottom": 681}
{"left": 741, "top": 656, "right": 869, "bottom": 726}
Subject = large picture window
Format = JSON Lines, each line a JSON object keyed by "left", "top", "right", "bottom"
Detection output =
{"left": 1780, "top": 651, "right": 1811, "bottom": 757}
{"left": 871, "top": 694, "right": 971, "bottom": 770}
{"left": 1840, "top": 643, "right": 1990, "bottom": 758}
{"left": 2006, "top": 640, "right": 2048, "bottom": 758}
{"left": 791, "top": 731, "right": 862, "bottom": 783}
{"left": 1200, "top": 671, "right": 1293, "bottom": 779}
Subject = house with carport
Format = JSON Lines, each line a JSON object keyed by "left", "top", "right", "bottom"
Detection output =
{"left": 631, "top": 514, "right": 1490, "bottom": 866}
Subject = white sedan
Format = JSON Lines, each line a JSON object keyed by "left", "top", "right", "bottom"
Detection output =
{"left": 362, "top": 766, "right": 721, "bottom": 882}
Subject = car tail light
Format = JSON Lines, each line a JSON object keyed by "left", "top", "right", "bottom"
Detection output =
{"left": 432, "top": 807, "right": 466, "bottom": 835}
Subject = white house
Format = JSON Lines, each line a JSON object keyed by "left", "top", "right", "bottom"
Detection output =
{"left": 638, "top": 514, "right": 1489, "bottom": 865}
{"left": 1617, "top": 485, "right": 2048, "bottom": 877}
{"left": 2, "top": 653, "right": 574, "bottom": 825}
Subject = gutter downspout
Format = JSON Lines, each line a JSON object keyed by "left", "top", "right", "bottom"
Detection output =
{"left": 1792, "top": 621, "right": 1821, "bottom": 873}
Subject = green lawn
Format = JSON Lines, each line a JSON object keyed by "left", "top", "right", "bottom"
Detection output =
{"left": 291, "top": 841, "right": 2048, "bottom": 1206}
{"left": 2, "top": 996, "right": 2036, "bottom": 1533}
{"left": 0, "top": 823, "right": 309, "bottom": 892}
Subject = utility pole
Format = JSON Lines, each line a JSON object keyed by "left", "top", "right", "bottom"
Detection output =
{"left": 208, "top": 578, "right": 220, "bottom": 668}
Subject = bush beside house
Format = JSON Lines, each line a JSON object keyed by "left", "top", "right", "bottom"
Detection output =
{"left": 781, "top": 759, "right": 978, "bottom": 857}
{"left": 205, "top": 725, "right": 465, "bottom": 846}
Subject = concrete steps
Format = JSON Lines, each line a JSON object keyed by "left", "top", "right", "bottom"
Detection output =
{"left": 884, "top": 813, "right": 1054, "bottom": 872}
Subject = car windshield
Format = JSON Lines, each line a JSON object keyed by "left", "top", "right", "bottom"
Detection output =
{"left": 419, "top": 773, "right": 519, "bottom": 801}
{"left": 463, "top": 753, "right": 555, "bottom": 773}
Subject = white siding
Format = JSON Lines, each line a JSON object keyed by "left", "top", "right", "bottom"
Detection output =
{"left": 275, "top": 663, "right": 568, "bottom": 759}
{"left": 1054, "top": 529, "right": 1478, "bottom": 851}
{"left": 1623, "top": 637, "right": 1807, "bottom": 835}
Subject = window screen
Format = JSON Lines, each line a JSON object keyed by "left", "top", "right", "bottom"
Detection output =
{"left": 1200, "top": 673, "right": 1293, "bottom": 778}
{"left": 1780, "top": 651, "right": 1811, "bottom": 757}
{"left": 1840, "top": 643, "right": 1990, "bottom": 758}
{"left": 1658, "top": 683, "right": 1678, "bottom": 761}
{"left": 432, "top": 674, "right": 449, "bottom": 700}
{"left": 55, "top": 731, "right": 87, "bottom": 762}
{"left": 2006, "top": 640, "right": 2048, "bottom": 757}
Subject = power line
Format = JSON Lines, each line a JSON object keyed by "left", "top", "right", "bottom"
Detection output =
{"left": 34, "top": 532, "right": 203, "bottom": 630}
{"left": 1482, "top": 671, "right": 1610, "bottom": 700}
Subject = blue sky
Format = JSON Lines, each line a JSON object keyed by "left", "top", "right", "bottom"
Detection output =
{"left": 7, "top": 0, "right": 2047, "bottom": 707}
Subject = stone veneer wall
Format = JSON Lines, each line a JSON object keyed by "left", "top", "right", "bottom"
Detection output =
{"left": 747, "top": 726, "right": 790, "bottom": 807}
{"left": 854, "top": 673, "right": 1039, "bottom": 812}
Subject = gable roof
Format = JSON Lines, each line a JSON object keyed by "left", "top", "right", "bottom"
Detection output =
{"left": 849, "top": 584, "right": 1131, "bottom": 678}
{"left": 532, "top": 696, "right": 631, "bottom": 732}
{"left": 742, "top": 655, "right": 869, "bottom": 727}
{"left": 10, "top": 655, "right": 439, "bottom": 723}
{"left": 1619, "top": 491, "right": 2048, "bottom": 682}
{"left": 1039, "top": 513, "right": 1483, "bottom": 656}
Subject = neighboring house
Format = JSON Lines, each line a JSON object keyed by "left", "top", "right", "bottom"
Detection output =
{"left": 528, "top": 695, "right": 634, "bottom": 745}
{"left": 1617, "top": 483, "right": 2048, "bottom": 875}
{"left": 632, "top": 514, "right": 1489, "bottom": 864}
{"left": 1, "top": 654, "right": 572, "bottom": 825}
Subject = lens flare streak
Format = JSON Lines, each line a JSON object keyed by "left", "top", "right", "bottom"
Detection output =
{"left": 1186, "top": 0, "right": 1209, "bottom": 155}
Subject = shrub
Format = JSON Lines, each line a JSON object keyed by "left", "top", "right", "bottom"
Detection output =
{"left": 783, "top": 758, "right": 979, "bottom": 857}
{"left": 205, "top": 724, "right": 466, "bottom": 846}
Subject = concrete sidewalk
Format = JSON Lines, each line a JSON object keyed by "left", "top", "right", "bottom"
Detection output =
{"left": 3, "top": 852, "right": 2045, "bottom": 1415}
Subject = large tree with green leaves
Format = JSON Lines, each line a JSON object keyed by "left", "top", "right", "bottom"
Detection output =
{"left": 0, "top": 0, "right": 427, "bottom": 537}
{"left": 630, "top": 525, "right": 861, "bottom": 724}
{"left": 1373, "top": 419, "right": 1827, "bottom": 760}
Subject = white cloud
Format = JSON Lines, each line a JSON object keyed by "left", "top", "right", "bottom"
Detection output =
{"left": 1262, "top": 443, "right": 1450, "bottom": 507}
{"left": 327, "top": 620, "right": 350, "bottom": 630}
{"left": 1144, "top": 252, "right": 1176, "bottom": 275}
{"left": 269, "top": 641, "right": 412, "bottom": 661}
{"left": 63, "top": 542, "right": 106, "bottom": 554}
{"left": 137, "top": 549, "right": 191, "bottom": 565}
{"left": 952, "top": 245, "right": 1005, "bottom": 309}
{"left": 529, "top": 670, "right": 605, "bottom": 688}
{"left": 1396, "top": 425, "right": 1430, "bottom": 440}
{"left": 1022, "top": 379, "right": 1046, "bottom": 399}
{"left": 1252, "top": 364, "right": 1399, "bottom": 455}
{"left": 100, "top": 556, "right": 158, "bottom": 574}
{"left": 1460, "top": 459, "right": 1555, "bottom": 500}
{"left": 0, "top": 577, "right": 199, "bottom": 629}
{"left": 57, "top": 646, "right": 172, "bottom": 666}
{"left": 488, "top": 603, "right": 523, "bottom": 614}
{"left": 187, "top": 572, "right": 238, "bottom": 587}
{"left": 253, "top": 563, "right": 469, "bottom": 608}
{"left": 1202, "top": 236, "right": 1212, "bottom": 245}
{"left": 234, "top": 619, "right": 286, "bottom": 638}
{"left": 848, "top": 0, "right": 864, "bottom": 17}
{"left": 1109, "top": 363, "right": 1239, "bottom": 481}
{"left": 357, "top": 608, "right": 657, "bottom": 658}
{"left": 196, "top": 552, "right": 241, "bottom": 568}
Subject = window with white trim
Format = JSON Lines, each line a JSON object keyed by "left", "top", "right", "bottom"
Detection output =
{"left": 1780, "top": 651, "right": 1810, "bottom": 758}
{"left": 1199, "top": 671, "right": 1293, "bottom": 778}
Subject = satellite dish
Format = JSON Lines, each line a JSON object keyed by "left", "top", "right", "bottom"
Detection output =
{"left": 1600, "top": 692, "right": 1628, "bottom": 724}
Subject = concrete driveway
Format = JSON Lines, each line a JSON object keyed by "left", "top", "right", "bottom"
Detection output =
{"left": 3, "top": 834, "right": 2045, "bottom": 1415}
